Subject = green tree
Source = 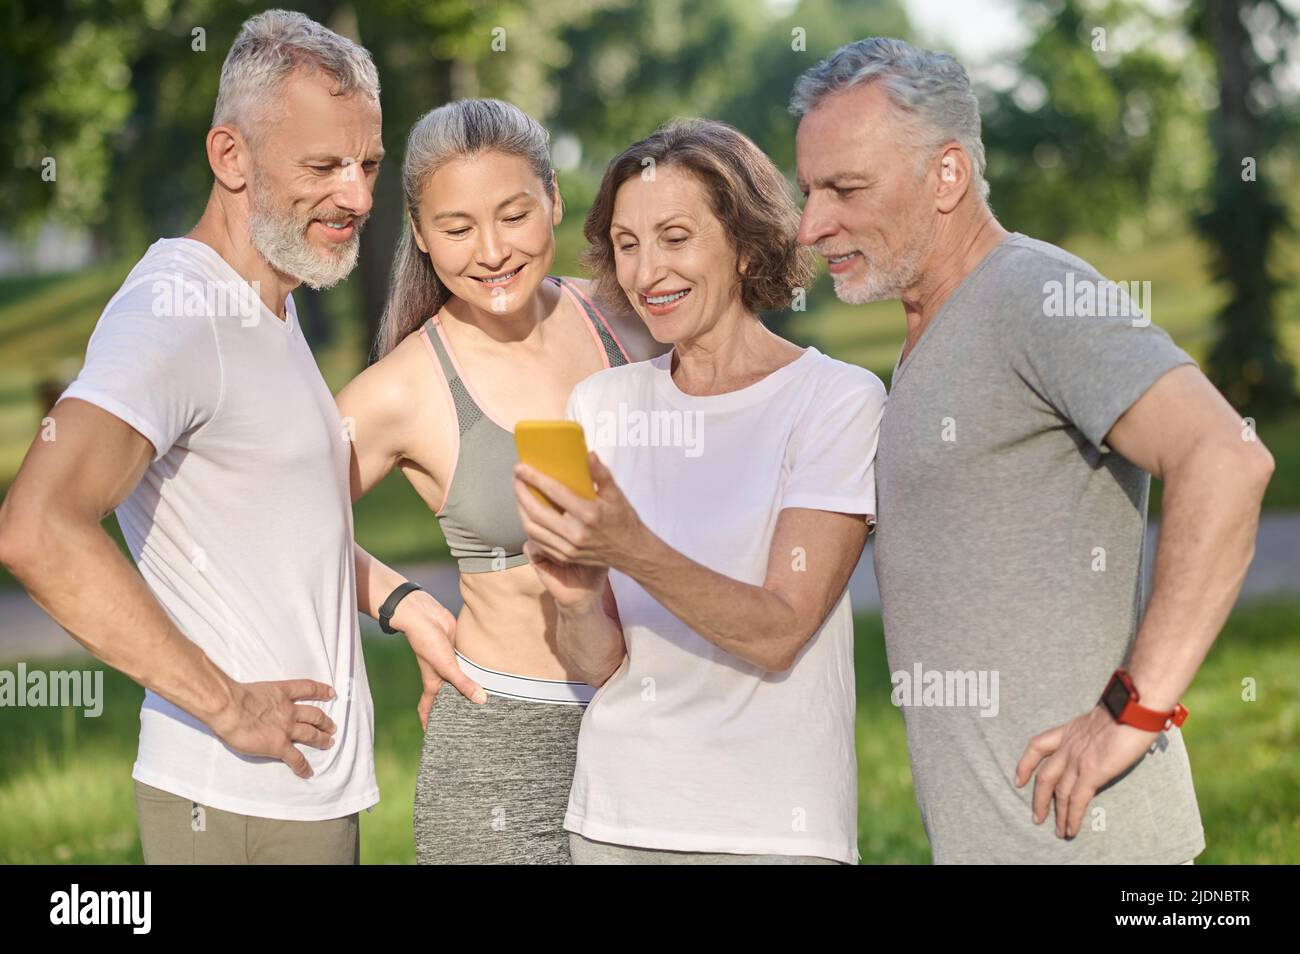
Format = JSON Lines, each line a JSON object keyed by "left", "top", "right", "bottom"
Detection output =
{"left": 980, "top": 0, "right": 1197, "bottom": 243}
{"left": 1189, "top": 0, "right": 1298, "bottom": 417}
{"left": 547, "top": 0, "right": 909, "bottom": 339}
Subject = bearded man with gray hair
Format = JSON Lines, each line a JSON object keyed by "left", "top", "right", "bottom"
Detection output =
{"left": 0, "top": 10, "right": 411, "bottom": 863}
{"left": 791, "top": 37, "right": 1273, "bottom": 863}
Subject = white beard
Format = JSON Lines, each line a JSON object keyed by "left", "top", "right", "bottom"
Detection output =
{"left": 247, "top": 179, "right": 364, "bottom": 291}
{"left": 828, "top": 233, "right": 927, "bottom": 305}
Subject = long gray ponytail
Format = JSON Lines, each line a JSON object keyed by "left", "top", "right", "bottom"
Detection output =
{"left": 372, "top": 98, "right": 555, "bottom": 359}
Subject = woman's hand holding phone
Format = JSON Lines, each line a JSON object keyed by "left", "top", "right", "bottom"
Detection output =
{"left": 512, "top": 423, "right": 633, "bottom": 682}
{"left": 512, "top": 420, "right": 645, "bottom": 601}
{"left": 522, "top": 540, "right": 609, "bottom": 610}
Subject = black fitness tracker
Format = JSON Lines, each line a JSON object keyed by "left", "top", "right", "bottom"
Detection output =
{"left": 378, "top": 581, "right": 423, "bottom": 634}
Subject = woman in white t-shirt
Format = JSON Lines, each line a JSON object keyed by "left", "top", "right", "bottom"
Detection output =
{"left": 513, "top": 119, "right": 886, "bottom": 864}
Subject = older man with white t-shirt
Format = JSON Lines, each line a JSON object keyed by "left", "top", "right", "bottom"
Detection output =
{"left": 0, "top": 12, "right": 479, "bottom": 864}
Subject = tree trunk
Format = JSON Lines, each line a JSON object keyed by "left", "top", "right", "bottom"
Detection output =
{"left": 1197, "top": 0, "right": 1297, "bottom": 416}
{"left": 352, "top": 32, "right": 454, "bottom": 367}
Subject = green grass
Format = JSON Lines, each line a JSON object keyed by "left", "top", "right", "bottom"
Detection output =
{"left": 1148, "top": 410, "right": 1300, "bottom": 514}
{"left": 0, "top": 622, "right": 432, "bottom": 864}
{"left": 352, "top": 469, "right": 451, "bottom": 567}
{"left": 2, "top": 603, "right": 1296, "bottom": 863}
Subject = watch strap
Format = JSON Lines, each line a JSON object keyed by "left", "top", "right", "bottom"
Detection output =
{"left": 1103, "top": 669, "right": 1189, "bottom": 732}
{"left": 378, "top": 581, "right": 423, "bottom": 634}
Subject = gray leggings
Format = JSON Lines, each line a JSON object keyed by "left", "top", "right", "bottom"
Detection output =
{"left": 413, "top": 686, "right": 585, "bottom": 864}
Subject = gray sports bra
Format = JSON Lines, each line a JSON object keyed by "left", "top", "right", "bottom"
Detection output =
{"left": 420, "top": 275, "right": 629, "bottom": 573}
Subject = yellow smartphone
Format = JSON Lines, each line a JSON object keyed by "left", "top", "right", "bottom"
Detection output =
{"left": 513, "top": 420, "right": 596, "bottom": 511}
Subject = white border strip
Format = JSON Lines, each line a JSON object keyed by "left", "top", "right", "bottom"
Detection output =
{"left": 455, "top": 651, "right": 595, "bottom": 706}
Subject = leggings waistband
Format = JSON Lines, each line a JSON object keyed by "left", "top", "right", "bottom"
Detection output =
{"left": 455, "top": 651, "right": 594, "bottom": 706}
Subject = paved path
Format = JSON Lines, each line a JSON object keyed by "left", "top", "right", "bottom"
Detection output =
{"left": 3, "top": 514, "right": 1298, "bottom": 662}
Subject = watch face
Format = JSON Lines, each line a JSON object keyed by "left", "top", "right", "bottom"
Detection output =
{"left": 1103, "top": 676, "right": 1130, "bottom": 719}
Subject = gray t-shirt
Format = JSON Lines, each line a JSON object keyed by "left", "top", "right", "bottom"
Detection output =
{"left": 874, "top": 232, "right": 1205, "bottom": 863}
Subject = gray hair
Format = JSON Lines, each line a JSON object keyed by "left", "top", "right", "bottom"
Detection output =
{"left": 374, "top": 99, "right": 555, "bottom": 359}
{"left": 789, "top": 37, "right": 989, "bottom": 203}
{"left": 213, "top": 10, "right": 380, "bottom": 145}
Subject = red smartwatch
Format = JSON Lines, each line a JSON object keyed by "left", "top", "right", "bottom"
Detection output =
{"left": 1101, "top": 669, "right": 1189, "bottom": 732}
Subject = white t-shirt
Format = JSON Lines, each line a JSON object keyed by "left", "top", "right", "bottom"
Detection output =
{"left": 563, "top": 346, "right": 886, "bottom": 863}
{"left": 59, "top": 237, "right": 377, "bottom": 821}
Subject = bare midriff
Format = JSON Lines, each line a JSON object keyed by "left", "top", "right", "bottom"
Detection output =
{"left": 453, "top": 561, "right": 587, "bottom": 681}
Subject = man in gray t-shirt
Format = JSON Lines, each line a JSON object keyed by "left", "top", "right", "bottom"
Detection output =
{"left": 873, "top": 233, "right": 1202, "bottom": 863}
{"left": 791, "top": 39, "right": 1275, "bottom": 863}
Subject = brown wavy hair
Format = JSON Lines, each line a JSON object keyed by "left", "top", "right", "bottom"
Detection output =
{"left": 582, "top": 119, "right": 812, "bottom": 315}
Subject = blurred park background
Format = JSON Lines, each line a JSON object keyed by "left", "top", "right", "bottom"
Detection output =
{"left": 0, "top": 0, "right": 1297, "bottom": 863}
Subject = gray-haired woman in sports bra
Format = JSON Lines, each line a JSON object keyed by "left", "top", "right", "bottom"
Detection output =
{"left": 335, "top": 99, "right": 662, "bottom": 863}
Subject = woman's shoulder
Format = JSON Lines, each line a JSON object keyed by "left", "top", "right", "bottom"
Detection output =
{"left": 574, "top": 351, "right": 664, "bottom": 401}
{"left": 557, "top": 274, "right": 602, "bottom": 303}
{"left": 377, "top": 321, "right": 439, "bottom": 381}
{"left": 558, "top": 275, "right": 667, "bottom": 363}
{"left": 337, "top": 323, "right": 435, "bottom": 419}
{"left": 799, "top": 348, "right": 887, "bottom": 406}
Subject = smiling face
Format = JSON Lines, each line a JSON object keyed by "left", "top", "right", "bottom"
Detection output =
{"left": 410, "top": 151, "right": 561, "bottom": 317}
{"left": 244, "top": 69, "right": 383, "bottom": 289}
{"left": 795, "top": 81, "right": 935, "bottom": 304}
{"left": 610, "top": 165, "right": 746, "bottom": 345}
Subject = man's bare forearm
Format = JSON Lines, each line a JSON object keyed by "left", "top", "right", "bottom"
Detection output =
{"left": 5, "top": 513, "right": 235, "bottom": 726}
{"left": 1126, "top": 440, "right": 1273, "bottom": 711}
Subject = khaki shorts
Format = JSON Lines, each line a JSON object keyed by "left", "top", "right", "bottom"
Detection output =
{"left": 134, "top": 780, "right": 359, "bottom": 865}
